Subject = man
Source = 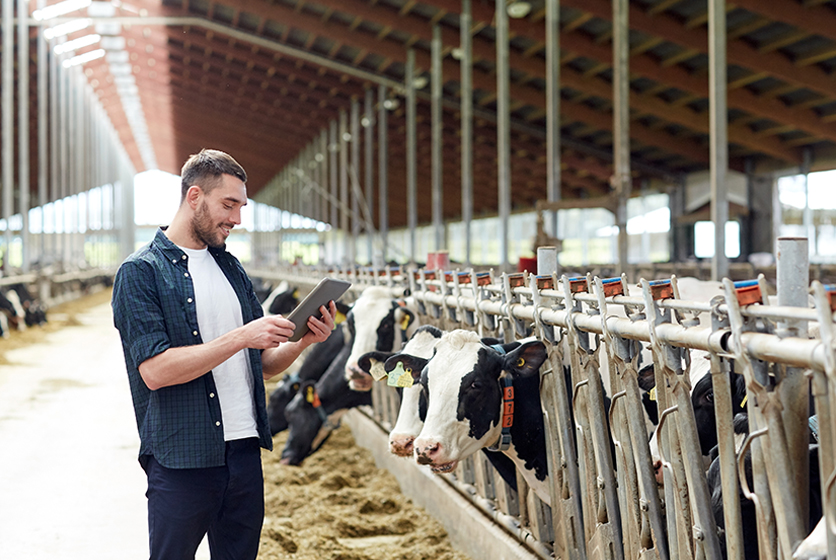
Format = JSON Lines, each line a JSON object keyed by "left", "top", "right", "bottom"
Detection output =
{"left": 112, "top": 149, "right": 336, "bottom": 560}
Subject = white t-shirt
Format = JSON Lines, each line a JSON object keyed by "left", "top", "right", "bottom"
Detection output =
{"left": 180, "top": 246, "right": 258, "bottom": 441}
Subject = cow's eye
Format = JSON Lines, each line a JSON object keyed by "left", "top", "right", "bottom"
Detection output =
{"left": 471, "top": 381, "right": 482, "bottom": 390}
{"left": 704, "top": 391, "right": 713, "bottom": 403}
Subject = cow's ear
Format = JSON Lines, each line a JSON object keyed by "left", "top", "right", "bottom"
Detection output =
{"left": 504, "top": 340, "right": 547, "bottom": 378}
{"left": 334, "top": 301, "right": 351, "bottom": 324}
{"left": 637, "top": 364, "right": 656, "bottom": 392}
{"left": 394, "top": 306, "right": 416, "bottom": 333}
{"left": 358, "top": 351, "right": 394, "bottom": 381}
{"left": 384, "top": 353, "right": 427, "bottom": 383}
{"left": 298, "top": 381, "right": 317, "bottom": 407}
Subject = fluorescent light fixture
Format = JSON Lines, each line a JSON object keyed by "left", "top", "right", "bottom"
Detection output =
{"left": 413, "top": 75, "right": 428, "bottom": 89}
{"left": 54, "top": 33, "right": 101, "bottom": 55}
{"left": 33, "top": 0, "right": 93, "bottom": 21}
{"left": 506, "top": 1, "right": 532, "bottom": 19}
{"left": 43, "top": 18, "right": 90, "bottom": 40}
{"left": 382, "top": 98, "right": 399, "bottom": 110}
{"left": 451, "top": 47, "right": 464, "bottom": 60}
{"left": 62, "top": 48, "right": 105, "bottom": 67}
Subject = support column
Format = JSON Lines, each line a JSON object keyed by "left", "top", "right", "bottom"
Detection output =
{"left": 546, "top": 0, "right": 561, "bottom": 241}
{"left": 378, "top": 85, "right": 389, "bottom": 264}
{"left": 406, "top": 49, "right": 417, "bottom": 265}
{"left": 431, "top": 24, "right": 443, "bottom": 252}
{"left": 613, "top": 0, "right": 631, "bottom": 274}
{"left": 18, "top": 0, "right": 30, "bottom": 273}
{"left": 460, "top": 0, "right": 473, "bottom": 267}
{"left": 364, "top": 88, "right": 374, "bottom": 265}
{"left": 709, "top": 0, "right": 729, "bottom": 280}
{"left": 2, "top": 0, "right": 13, "bottom": 274}
{"left": 495, "top": 0, "right": 511, "bottom": 272}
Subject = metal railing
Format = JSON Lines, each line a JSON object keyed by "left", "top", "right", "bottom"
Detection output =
{"left": 251, "top": 253, "right": 834, "bottom": 560}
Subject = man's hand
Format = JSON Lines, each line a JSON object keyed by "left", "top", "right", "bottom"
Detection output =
{"left": 299, "top": 300, "right": 337, "bottom": 346}
{"left": 243, "top": 315, "right": 296, "bottom": 349}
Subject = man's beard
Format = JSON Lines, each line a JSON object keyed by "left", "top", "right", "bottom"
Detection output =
{"left": 191, "top": 200, "right": 226, "bottom": 249}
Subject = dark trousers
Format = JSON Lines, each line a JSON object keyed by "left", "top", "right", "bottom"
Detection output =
{"left": 141, "top": 438, "right": 264, "bottom": 560}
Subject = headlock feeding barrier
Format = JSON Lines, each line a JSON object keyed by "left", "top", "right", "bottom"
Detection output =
{"left": 250, "top": 239, "right": 836, "bottom": 560}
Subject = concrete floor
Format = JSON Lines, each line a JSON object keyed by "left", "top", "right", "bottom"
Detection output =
{"left": 0, "top": 301, "right": 209, "bottom": 559}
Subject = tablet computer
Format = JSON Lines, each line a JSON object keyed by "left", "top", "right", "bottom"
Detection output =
{"left": 285, "top": 277, "right": 352, "bottom": 342}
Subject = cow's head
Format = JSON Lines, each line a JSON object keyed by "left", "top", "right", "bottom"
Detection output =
{"left": 362, "top": 325, "right": 443, "bottom": 457}
{"left": 267, "top": 372, "right": 303, "bottom": 435}
{"left": 280, "top": 381, "right": 332, "bottom": 466}
{"left": 408, "top": 330, "right": 547, "bottom": 473}
{"left": 344, "top": 287, "right": 416, "bottom": 391}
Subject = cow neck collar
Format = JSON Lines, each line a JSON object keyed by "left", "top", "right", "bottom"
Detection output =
{"left": 307, "top": 386, "right": 339, "bottom": 430}
{"left": 487, "top": 343, "right": 514, "bottom": 453}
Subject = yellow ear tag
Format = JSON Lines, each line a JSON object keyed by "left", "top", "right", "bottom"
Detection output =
{"left": 516, "top": 357, "right": 525, "bottom": 367}
{"left": 400, "top": 314, "right": 411, "bottom": 331}
{"left": 396, "top": 368, "right": 414, "bottom": 388}
{"left": 306, "top": 386, "right": 315, "bottom": 404}
{"left": 649, "top": 387, "right": 657, "bottom": 402}
{"left": 335, "top": 311, "right": 347, "bottom": 324}
{"left": 388, "top": 361, "right": 411, "bottom": 387}
{"left": 740, "top": 393, "right": 748, "bottom": 408}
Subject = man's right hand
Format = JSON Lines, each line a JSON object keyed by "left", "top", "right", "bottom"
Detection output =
{"left": 243, "top": 315, "right": 296, "bottom": 349}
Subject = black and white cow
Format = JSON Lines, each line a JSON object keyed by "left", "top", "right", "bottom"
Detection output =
{"left": 6, "top": 283, "right": 47, "bottom": 327}
{"left": 261, "top": 281, "right": 300, "bottom": 316}
{"left": 267, "top": 325, "right": 346, "bottom": 435}
{"left": 391, "top": 330, "right": 552, "bottom": 505}
{"left": 343, "top": 286, "right": 418, "bottom": 391}
{"left": 0, "top": 287, "right": 25, "bottom": 332}
{"left": 355, "top": 325, "right": 444, "bottom": 457}
{"left": 280, "top": 343, "right": 369, "bottom": 466}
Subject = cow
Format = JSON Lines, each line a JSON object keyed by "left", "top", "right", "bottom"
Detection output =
{"left": 0, "top": 287, "right": 25, "bottom": 332}
{"left": 6, "top": 283, "right": 47, "bottom": 327}
{"left": 267, "top": 325, "right": 346, "bottom": 435}
{"left": 261, "top": 281, "right": 300, "bottom": 316}
{"left": 392, "top": 330, "right": 552, "bottom": 505}
{"left": 280, "top": 343, "right": 370, "bottom": 466}
{"left": 343, "top": 286, "right": 418, "bottom": 391}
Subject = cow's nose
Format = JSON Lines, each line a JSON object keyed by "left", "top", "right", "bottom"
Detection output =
{"left": 414, "top": 439, "right": 442, "bottom": 464}
{"left": 389, "top": 435, "right": 415, "bottom": 457}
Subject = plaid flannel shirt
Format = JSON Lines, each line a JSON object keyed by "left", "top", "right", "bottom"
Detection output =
{"left": 112, "top": 228, "right": 272, "bottom": 469}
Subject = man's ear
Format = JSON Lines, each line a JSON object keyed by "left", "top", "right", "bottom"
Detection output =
{"left": 186, "top": 185, "right": 202, "bottom": 208}
{"left": 503, "top": 340, "right": 547, "bottom": 378}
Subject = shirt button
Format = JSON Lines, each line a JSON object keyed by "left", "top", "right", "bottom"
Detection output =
{"left": 187, "top": 298, "right": 193, "bottom": 303}
{"left": 193, "top": 330, "right": 198, "bottom": 336}
{"left": 209, "top": 393, "right": 215, "bottom": 398}
{"left": 171, "top": 259, "right": 177, "bottom": 263}
{"left": 184, "top": 272, "right": 190, "bottom": 278}
{"left": 182, "top": 255, "right": 187, "bottom": 260}
{"left": 215, "top": 421, "right": 221, "bottom": 426}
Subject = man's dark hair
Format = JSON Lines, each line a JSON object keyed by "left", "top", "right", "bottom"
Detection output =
{"left": 180, "top": 149, "right": 247, "bottom": 201}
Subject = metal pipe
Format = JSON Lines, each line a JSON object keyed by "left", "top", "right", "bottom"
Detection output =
{"left": 364, "top": 88, "right": 374, "bottom": 265}
{"left": 613, "top": 0, "right": 630, "bottom": 275}
{"left": 351, "top": 98, "right": 360, "bottom": 265}
{"left": 406, "top": 49, "right": 417, "bottom": 264}
{"left": 378, "top": 84, "right": 388, "bottom": 264}
{"left": 495, "top": 0, "right": 511, "bottom": 272}
{"left": 546, "top": 0, "right": 560, "bottom": 240}
{"left": 38, "top": 10, "right": 47, "bottom": 259}
{"left": 2, "top": 0, "right": 13, "bottom": 274}
{"left": 709, "top": 0, "right": 729, "bottom": 280}
{"left": 340, "top": 110, "right": 350, "bottom": 266}
{"left": 431, "top": 24, "right": 443, "bottom": 252}
{"left": 18, "top": 0, "right": 30, "bottom": 273}
{"left": 50, "top": 44, "right": 59, "bottom": 262}
{"left": 777, "top": 237, "right": 811, "bottom": 533}
{"left": 460, "top": 0, "right": 473, "bottom": 267}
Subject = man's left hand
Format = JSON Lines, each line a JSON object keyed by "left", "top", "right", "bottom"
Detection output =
{"left": 300, "top": 300, "right": 337, "bottom": 346}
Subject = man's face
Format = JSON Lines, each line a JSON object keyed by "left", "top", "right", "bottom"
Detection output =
{"left": 190, "top": 174, "right": 247, "bottom": 249}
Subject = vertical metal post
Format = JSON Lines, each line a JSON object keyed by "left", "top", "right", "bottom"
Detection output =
{"left": 546, "top": 0, "right": 560, "bottom": 240}
{"left": 351, "top": 98, "right": 360, "bottom": 265}
{"left": 378, "top": 84, "right": 389, "bottom": 263}
{"left": 495, "top": 0, "right": 511, "bottom": 272}
{"left": 2, "top": 0, "right": 14, "bottom": 274}
{"left": 339, "top": 109, "right": 350, "bottom": 266}
{"left": 613, "top": 0, "right": 630, "bottom": 275}
{"left": 50, "top": 44, "right": 59, "bottom": 261}
{"left": 406, "top": 49, "right": 417, "bottom": 264}
{"left": 431, "top": 24, "right": 443, "bottom": 252}
{"left": 460, "top": 0, "right": 473, "bottom": 267}
{"left": 364, "top": 88, "right": 374, "bottom": 265}
{"left": 802, "top": 148, "right": 814, "bottom": 255}
{"left": 320, "top": 129, "right": 328, "bottom": 225}
{"left": 18, "top": 0, "right": 30, "bottom": 273}
{"left": 38, "top": 3, "right": 48, "bottom": 259}
{"left": 709, "top": 0, "right": 729, "bottom": 280}
{"left": 329, "top": 118, "right": 338, "bottom": 226}
{"left": 776, "top": 236, "right": 811, "bottom": 532}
